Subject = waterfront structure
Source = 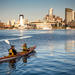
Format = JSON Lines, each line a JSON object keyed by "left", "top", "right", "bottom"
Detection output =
{"left": 49, "top": 8, "right": 53, "bottom": 17}
{"left": 68, "top": 20, "right": 75, "bottom": 28}
{"left": 30, "top": 21, "right": 53, "bottom": 30}
{"left": 7, "top": 20, "right": 11, "bottom": 25}
{"left": 0, "top": 8, "right": 70, "bottom": 29}
{"left": 19, "top": 14, "right": 24, "bottom": 26}
{"left": 56, "top": 16, "right": 62, "bottom": 23}
{"left": 65, "top": 8, "right": 75, "bottom": 25}
{"left": 74, "top": 12, "right": 75, "bottom": 20}
{"left": 11, "top": 19, "right": 15, "bottom": 25}
{"left": 72, "top": 11, "right": 75, "bottom": 21}
{"left": 49, "top": 8, "right": 53, "bottom": 21}
{"left": 65, "top": 8, "right": 75, "bottom": 28}
{"left": 0, "top": 22, "right": 5, "bottom": 28}
{"left": 24, "top": 19, "right": 29, "bottom": 24}
{"left": 0, "top": 21, "right": 11, "bottom": 29}
{"left": 43, "top": 8, "right": 63, "bottom": 29}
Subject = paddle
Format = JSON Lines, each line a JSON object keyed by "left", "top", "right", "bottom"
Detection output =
{"left": 5, "top": 40, "right": 11, "bottom": 46}
{"left": 4, "top": 40, "right": 18, "bottom": 55}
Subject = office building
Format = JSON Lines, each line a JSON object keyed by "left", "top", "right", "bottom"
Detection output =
{"left": 72, "top": 11, "right": 75, "bottom": 21}
{"left": 11, "top": 19, "right": 15, "bottom": 25}
{"left": 7, "top": 20, "right": 11, "bottom": 25}
{"left": 74, "top": 12, "right": 75, "bottom": 20}
{"left": 19, "top": 14, "right": 24, "bottom": 26}
{"left": 65, "top": 8, "right": 74, "bottom": 24}
{"left": 49, "top": 8, "right": 53, "bottom": 16}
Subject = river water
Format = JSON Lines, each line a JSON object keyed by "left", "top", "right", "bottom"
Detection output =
{"left": 0, "top": 29, "right": 75, "bottom": 75}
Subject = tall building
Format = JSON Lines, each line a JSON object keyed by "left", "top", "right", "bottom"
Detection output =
{"left": 7, "top": 20, "right": 11, "bottom": 25}
{"left": 72, "top": 11, "right": 75, "bottom": 21}
{"left": 49, "top": 8, "right": 53, "bottom": 16}
{"left": 65, "top": 8, "right": 74, "bottom": 24}
{"left": 74, "top": 12, "right": 75, "bottom": 20}
{"left": 11, "top": 19, "right": 15, "bottom": 25}
{"left": 49, "top": 8, "right": 53, "bottom": 21}
{"left": 0, "top": 20, "right": 1, "bottom": 22}
{"left": 19, "top": 14, "right": 24, "bottom": 26}
{"left": 24, "top": 19, "right": 29, "bottom": 24}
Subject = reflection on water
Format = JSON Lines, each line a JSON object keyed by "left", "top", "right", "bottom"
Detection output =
{"left": 22, "top": 56, "right": 27, "bottom": 63}
{"left": 65, "top": 40, "right": 75, "bottom": 52}
{"left": 49, "top": 39, "right": 75, "bottom": 56}
{"left": 49, "top": 43, "right": 55, "bottom": 56}
{"left": 8, "top": 51, "right": 36, "bottom": 70}
{"left": 65, "top": 40, "right": 75, "bottom": 56}
{"left": 65, "top": 30, "right": 75, "bottom": 55}
{"left": 19, "top": 30, "right": 24, "bottom": 36}
{"left": 9, "top": 57, "right": 28, "bottom": 69}
{"left": 9, "top": 59, "right": 16, "bottom": 69}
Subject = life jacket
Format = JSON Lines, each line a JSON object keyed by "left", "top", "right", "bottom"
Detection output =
{"left": 9, "top": 49, "right": 14, "bottom": 56}
{"left": 9, "top": 49, "right": 17, "bottom": 56}
{"left": 23, "top": 46, "right": 27, "bottom": 51}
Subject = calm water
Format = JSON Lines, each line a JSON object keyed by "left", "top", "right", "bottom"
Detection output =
{"left": 0, "top": 29, "right": 75, "bottom": 75}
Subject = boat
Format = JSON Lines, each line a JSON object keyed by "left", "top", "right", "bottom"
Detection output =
{"left": 0, "top": 46, "right": 36, "bottom": 62}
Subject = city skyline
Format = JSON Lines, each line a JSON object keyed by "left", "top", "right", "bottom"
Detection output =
{"left": 0, "top": 0, "right": 75, "bottom": 23}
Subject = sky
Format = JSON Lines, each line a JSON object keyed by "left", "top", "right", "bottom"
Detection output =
{"left": 0, "top": 0, "right": 75, "bottom": 23}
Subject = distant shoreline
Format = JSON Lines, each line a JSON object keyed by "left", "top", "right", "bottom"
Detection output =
{"left": 0, "top": 28, "right": 75, "bottom": 30}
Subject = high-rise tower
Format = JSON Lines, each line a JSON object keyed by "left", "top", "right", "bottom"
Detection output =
{"left": 49, "top": 8, "right": 53, "bottom": 16}
{"left": 19, "top": 14, "right": 24, "bottom": 26}
{"left": 65, "top": 8, "right": 73, "bottom": 24}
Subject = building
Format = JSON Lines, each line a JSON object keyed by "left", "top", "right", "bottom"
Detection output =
{"left": 56, "top": 16, "right": 62, "bottom": 23}
{"left": 19, "top": 14, "right": 24, "bottom": 26}
{"left": 0, "top": 22, "right": 5, "bottom": 28}
{"left": 74, "top": 12, "right": 75, "bottom": 20}
{"left": 68, "top": 20, "right": 75, "bottom": 28}
{"left": 0, "top": 21, "right": 11, "bottom": 29}
{"left": 72, "top": 11, "right": 75, "bottom": 21}
{"left": 49, "top": 8, "right": 53, "bottom": 16}
{"left": 24, "top": 19, "right": 29, "bottom": 24}
{"left": 0, "top": 20, "right": 1, "bottom": 22}
{"left": 65, "top": 8, "right": 74, "bottom": 25}
{"left": 30, "top": 21, "right": 53, "bottom": 30}
{"left": 11, "top": 19, "right": 15, "bottom": 25}
{"left": 7, "top": 20, "right": 11, "bottom": 25}
{"left": 49, "top": 8, "right": 53, "bottom": 20}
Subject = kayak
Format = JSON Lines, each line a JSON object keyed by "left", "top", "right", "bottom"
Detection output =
{"left": 0, "top": 46, "right": 36, "bottom": 62}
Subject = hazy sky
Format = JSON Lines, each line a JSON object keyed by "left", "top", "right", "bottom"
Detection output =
{"left": 0, "top": 0, "right": 75, "bottom": 22}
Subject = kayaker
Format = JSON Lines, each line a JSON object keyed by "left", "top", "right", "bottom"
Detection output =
{"left": 22, "top": 43, "right": 28, "bottom": 52}
{"left": 9, "top": 45, "right": 17, "bottom": 56}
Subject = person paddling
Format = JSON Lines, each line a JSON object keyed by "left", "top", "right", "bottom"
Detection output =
{"left": 22, "top": 43, "right": 29, "bottom": 52}
{"left": 9, "top": 45, "right": 17, "bottom": 56}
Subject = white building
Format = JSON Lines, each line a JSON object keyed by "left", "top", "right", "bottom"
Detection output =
{"left": 11, "top": 19, "right": 15, "bottom": 25}
{"left": 19, "top": 14, "right": 24, "bottom": 26}
{"left": 7, "top": 20, "right": 11, "bottom": 25}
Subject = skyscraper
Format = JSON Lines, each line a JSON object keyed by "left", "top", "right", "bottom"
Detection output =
{"left": 65, "top": 8, "right": 73, "bottom": 24}
{"left": 49, "top": 8, "right": 53, "bottom": 16}
{"left": 74, "top": 12, "right": 75, "bottom": 20}
{"left": 19, "top": 14, "right": 24, "bottom": 26}
{"left": 7, "top": 20, "right": 11, "bottom": 25}
{"left": 72, "top": 11, "right": 75, "bottom": 21}
{"left": 11, "top": 19, "right": 15, "bottom": 25}
{"left": 49, "top": 8, "right": 53, "bottom": 21}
